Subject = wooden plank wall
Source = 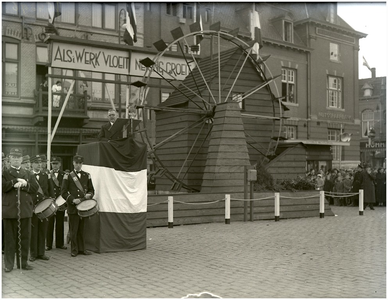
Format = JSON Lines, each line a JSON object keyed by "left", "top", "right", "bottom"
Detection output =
{"left": 146, "top": 191, "right": 334, "bottom": 228}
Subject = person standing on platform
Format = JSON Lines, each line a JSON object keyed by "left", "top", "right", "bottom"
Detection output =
{"left": 52, "top": 81, "right": 62, "bottom": 108}
{"left": 29, "top": 155, "right": 53, "bottom": 262}
{"left": 98, "top": 109, "right": 123, "bottom": 141}
{"left": 61, "top": 154, "right": 95, "bottom": 257}
{"left": 2, "top": 148, "right": 39, "bottom": 272}
{"left": 361, "top": 164, "right": 376, "bottom": 210}
{"left": 46, "top": 156, "right": 67, "bottom": 251}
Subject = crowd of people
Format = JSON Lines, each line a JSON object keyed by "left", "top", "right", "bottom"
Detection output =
{"left": 306, "top": 163, "right": 386, "bottom": 209}
{"left": 2, "top": 149, "right": 95, "bottom": 273}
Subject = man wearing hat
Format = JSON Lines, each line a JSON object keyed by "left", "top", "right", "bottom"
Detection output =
{"left": 2, "top": 148, "right": 39, "bottom": 272}
{"left": 29, "top": 155, "right": 53, "bottom": 262}
{"left": 21, "top": 155, "right": 31, "bottom": 172}
{"left": 46, "top": 156, "right": 67, "bottom": 251}
{"left": 40, "top": 154, "right": 50, "bottom": 175}
{"left": 61, "top": 154, "right": 95, "bottom": 257}
{"left": 351, "top": 163, "right": 364, "bottom": 207}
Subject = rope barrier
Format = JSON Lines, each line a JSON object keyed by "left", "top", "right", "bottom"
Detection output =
{"left": 174, "top": 199, "right": 223, "bottom": 205}
{"left": 147, "top": 200, "right": 168, "bottom": 207}
{"left": 230, "top": 196, "right": 274, "bottom": 202}
{"left": 325, "top": 191, "right": 359, "bottom": 198}
{"left": 281, "top": 194, "right": 318, "bottom": 200}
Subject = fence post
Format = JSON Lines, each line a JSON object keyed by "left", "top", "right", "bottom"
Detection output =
{"left": 274, "top": 192, "right": 280, "bottom": 222}
{"left": 320, "top": 191, "right": 325, "bottom": 218}
{"left": 225, "top": 194, "right": 230, "bottom": 224}
{"left": 359, "top": 189, "right": 364, "bottom": 216}
{"left": 168, "top": 196, "right": 173, "bottom": 228}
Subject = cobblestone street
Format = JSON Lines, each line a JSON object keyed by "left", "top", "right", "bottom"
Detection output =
{"left": 2, "top": 206, "right": 386, "bottom": 298}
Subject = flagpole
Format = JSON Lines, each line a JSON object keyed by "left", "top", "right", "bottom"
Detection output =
{"left": 47, "top": 67, "right": 52, "bottom": 167}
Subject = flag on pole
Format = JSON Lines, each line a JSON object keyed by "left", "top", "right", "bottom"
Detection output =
{"left": 123, "top": 3, "right": 137, "bottom": 46}
{"left": 363, "top": 56, "right": 371, "bottom": 70}
{"left": 195, "top": 15, "right": 204, "bottom": 45}
{"left": 251, "top": 10, "right": 263, "bottom": 60}
{"left": 48, "top": 2, "right": 61, "bottom": 24}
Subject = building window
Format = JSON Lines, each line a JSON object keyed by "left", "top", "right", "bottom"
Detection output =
{"left": 59, "top": 2, "right": 76, "bottom": 24}
{"left": 327, "top": 76, "right": 342, "bottom": 108}
{"left": 36, "top": 46, "right": 49, "bottom": 64}
{"left": 2, "top": 39, "right": 20, "bottom": 97}
{"left": 328, "top": 129, "right": 340, "bottom": 160}
{"left": 205, "top": 9, "right": 211, "bottom": 23}
{"left": 362, "top": 110, "right": 375, "bottom": 137}
{"left": 232, "top": 93, "right": 245, "bottom": 110}
{"left": 330, "top": 43, "right": 339, "bottom": 61}
{"left": 166, "top": 3, "right": 178, "bottom": 16}
{"left": 3, "top": 2, "right": 19, "bottom": 15}
{"left": 284, "top": 126, "right": 297, "bottom": 139}
{"left": 281, "top": 68, "right": 296, "bottom": 103}
{"left": 183, "top": 3, "right": 193, "bottom": 19}
{"left": 36, "top": 2, "right": 47, "bottom": 19}
{"left": 161, "top": 92, "right": 170, "bottom": 103}
{"left": 283, "top": 21, "right": 293, "bottom": 43}
{"left": 91, "top": 72, "right": 116, "bottom": 103}
{"left": 92, "top": 3, "right": 116, "bottom": 29}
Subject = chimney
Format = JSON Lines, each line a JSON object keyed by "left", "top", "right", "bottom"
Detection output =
{"left": 371, "top": 67, "right": 376, "bottom": 78}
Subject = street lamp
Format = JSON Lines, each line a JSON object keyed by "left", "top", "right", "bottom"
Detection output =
{"left": 368, "top": 127, "right": 376, "bottom": 168}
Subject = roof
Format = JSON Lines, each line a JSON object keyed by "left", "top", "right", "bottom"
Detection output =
{"left": 359, "top": 77, "right": 386, "bottom": 99}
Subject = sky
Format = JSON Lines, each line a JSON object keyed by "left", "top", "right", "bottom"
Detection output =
{"left": 337, "top": 1, "right": 387, "bottom": 79}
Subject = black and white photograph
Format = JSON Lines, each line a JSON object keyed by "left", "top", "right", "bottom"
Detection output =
{"left": 1, "top": 1, "right": 386, "bottom": 298}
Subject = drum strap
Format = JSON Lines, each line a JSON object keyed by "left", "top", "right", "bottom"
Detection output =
{"left": 50, "top": 171, "right": 60, "bottom": 187}
{"left": 70, "top": 171, "right": 85, "bottom": 196}
{"left": 36, "top": 182, "right": 45, "bottom": 197}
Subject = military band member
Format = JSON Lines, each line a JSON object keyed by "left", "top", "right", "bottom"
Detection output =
{"left": 21, "top": 155, "right": 31, "bottom": 172}
{"left": 46, "top": 156, "right": 67, "bottom": 250}
{"left": 40, "top": 154, "right": 50, "bottom": 175}
{"left": 61, "top": 154, "right": 95, "bottom": 257}
{"left": 2, "top": 148, "right": 39, "bottom": 272}
{"left": 29, "top": 155, "right": 53, "bottom": 261}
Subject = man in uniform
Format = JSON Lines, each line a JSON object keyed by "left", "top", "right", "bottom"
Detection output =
{"left": 351, "top": 163, "right": 363, "bottom": 207}
{"left": 29, "top": 155, "right": 53, "bottom": 261}
{"left": 2, "top": 148, "right": 39, "bottom": 272}
{"left": 21, "top": 155, "right": 31, "bottom": 172}
{"left": 61, "top": 154, "right": 95, "bottom": 257}
{"left": 46, "top": 156, "right": 67, "bottom": 250}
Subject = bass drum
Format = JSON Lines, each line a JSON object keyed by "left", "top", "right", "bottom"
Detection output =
{"left": 76, "top": 199, "right": 99, "bottom": 218}
{"left": 34, "top": 198, "right": 57, "bottom": 220}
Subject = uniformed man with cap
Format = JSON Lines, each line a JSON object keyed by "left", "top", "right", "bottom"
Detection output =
{"left": 46, "top": 156, "right": 67, "bottom": 250}
{"left": 2, "top": 148, "right": 39, "bottom": 272}
{"left": 29, "top": 155, "right": 54, "bottom": 262}
{"left": 21, "top": 155, "right": 31, "bottom": 172}
{"left": 61, "top": 154, "right": 95, "bottom": 257}
{"left": 351, "top": 163, "right": 364, "bottom": 207}
{"left": 40, "top": 154, "right": 50, "bottom": 175}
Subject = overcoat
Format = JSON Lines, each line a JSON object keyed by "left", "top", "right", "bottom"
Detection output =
{"left": 361, "top": 170, "right": 376, "bottom": 204}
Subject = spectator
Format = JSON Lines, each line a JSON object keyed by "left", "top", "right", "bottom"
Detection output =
{"left": 361, "top": 164, "right": 376, "bottom": 210}
{"left": 351, "top": 164, "right": 363, "bottom": 207}
{"left": 333, "top": 174, "right": 345, "bottom": 206}
{"left": 343, "top": 173, "right": 353, "bottom": 206}
{"left": 375, "top": 168, "right": 386, "bottom": 206}
{"left": 52, "top": 81, "right": 62, "bottom": 108}
{"left": 315, "top": 174, "right": 324, "bottom": 191}
{"left": 323, "top": 172, "right": 334, "bottom": 205}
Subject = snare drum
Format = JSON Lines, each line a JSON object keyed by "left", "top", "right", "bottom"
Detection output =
{"left": 55, "top": 195, "right": 67, "bottom": 211}
{"left": 34, "top": 198, "right": 57, "bottom": 220}
{"left": 76, "top": 199, "right": 99, "bottom": 218}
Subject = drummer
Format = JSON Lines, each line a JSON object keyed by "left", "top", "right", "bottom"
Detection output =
{"left": 21, "top": 155, "right": 31, "bottom": 172}
{"left": 61, "top": 154, "right": 95, "bottom": 257}
{"left": 29, "top": 155, "right": 53, "bottom": 262}
{"left": 46, "top": 156, "right": 67, "bottom": 251}
{"left": 2, "top": 148, "right": 39, "bottom": 272}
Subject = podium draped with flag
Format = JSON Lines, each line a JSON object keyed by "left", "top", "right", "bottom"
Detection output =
{"left": 77, "top": 138, "right": 147, "bottom": 252}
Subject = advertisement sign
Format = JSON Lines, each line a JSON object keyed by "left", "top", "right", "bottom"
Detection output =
{"left": 51, "top": 42, "right": 130, "bottom": 75}
{"left": 130, "top": 52, "right": 194, "bottom": 80}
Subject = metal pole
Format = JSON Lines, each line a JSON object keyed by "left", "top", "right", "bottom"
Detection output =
{"left": 250, "top": 181, "right": 254, "bottom": 221}
{"left": 244, "top": 166, "right": 248, "bottom": 222}
{"left": 359, "top": 189, "right": 364, "bottom": 216}
{"left": 274, "top": 192, "right": 280, "bottom": 222}
{"left": 47, "top": 66, "right": 52, "bottom": 167}
{"left": 225, "top": 194, "right": 230, "bottom": 224}
{"left": 319, "top": 190, "right": 325, "bottom": 218}
{"left": 168, "top": 196, "right": 173, "bottom": 228}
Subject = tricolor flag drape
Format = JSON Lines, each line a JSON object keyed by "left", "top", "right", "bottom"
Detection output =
{"left": 123, "top": 3, "right": 137, "bottom": 46}
{"left": 48, "top": 2, "right": 61, "bottom": 24}
{"left": 363, "top": 56, "right": 371, "bottom": 70}
{"left": 77, "top": 138, "right": 147, "bottom": 252}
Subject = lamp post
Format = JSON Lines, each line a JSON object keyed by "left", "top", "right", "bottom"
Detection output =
{"left": 368, "top": 127, "right": 376, "bottom": 168}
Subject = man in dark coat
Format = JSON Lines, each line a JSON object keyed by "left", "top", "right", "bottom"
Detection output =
{"left": 351, "top": 164, "right": 363, "bottom": 207}
{"left": 361, "top": 164, "right": 376, "bottom": 210}
{"left": 2, "top": 148, "right": 39, "bottom": 272}
{"left": 61, "top": 154, "right": 95, "bottom": 257}
{"left": 98, "top": 109, "right": 123, "bottom": 141}
{"left": 30, "top": 155, "right": 53, "bottom": 261}
{"left": 46, "top": 156, "right": 67, "bottom": 250}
